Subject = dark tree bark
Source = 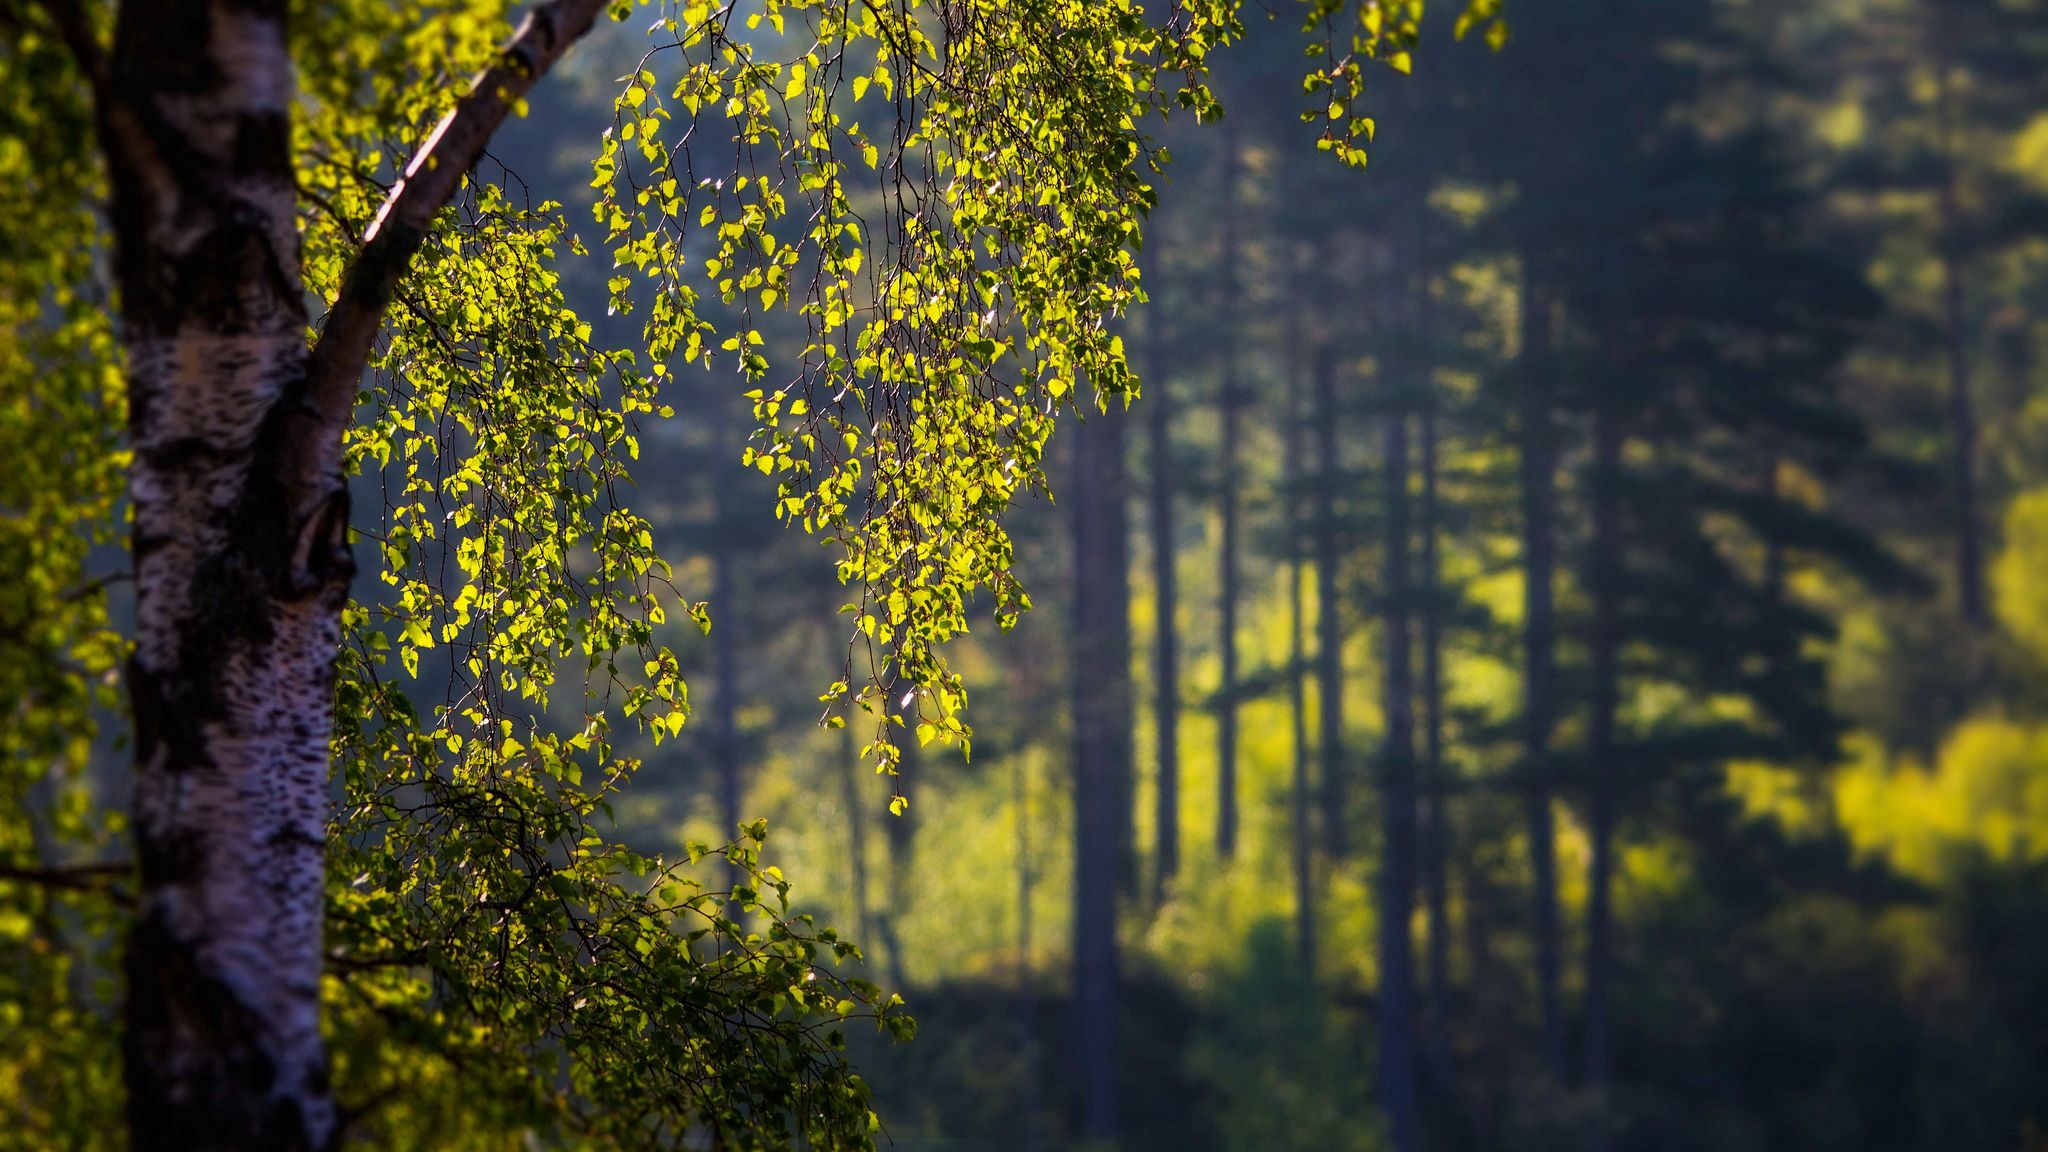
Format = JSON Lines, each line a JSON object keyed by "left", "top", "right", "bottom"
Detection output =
{"left": 1314, "top": 345, "right": 1349, "bottom": 860}
{"left": 1419, "top": 356, "right": 1453, "bottom": 1087}
{"left": 1760, "top": 455, "right": 1790, "bottom": 685}
{"left": 835, "top": 724, "right": 874, "bottom": 948}
{"left": 80, "top": 0, "right": 604, "bottom": 1146}
{"left": 1070, "top": 394, "right": 1132, "bottom": 1142}
{"left": 880, "top": 733, "right": 915, "bottom": 992}
{"left": 1283, "top": 272, "right": 1315, "bottom": 975}
{"left": 1517, "top": 266, "right": 1566, "bottom": 1076}
{"left": 1013, "top": 733, "right": 1046, "bottom": 1145}
{"left": 1938, "top": 69, "right": 1986, "bottom": 629}
{"left": 1214, "top": 126, "right": 1244, "bottom": 859}
{"left": 1379, "top": 404, "right": 1421, "bottom": 1152}
{"left": 1582, "top": 402, "right": 1624, "bottom": 1106}
{"left": 712, "top": 540, "right": 743, "bottom": 899}
{"left": 1147, "top": 308, "right": 1181, "bottom": 906}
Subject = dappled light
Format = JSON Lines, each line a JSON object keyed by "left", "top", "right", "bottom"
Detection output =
{"left": 4, "top": 0, "right": 2048, "bottom": 1149}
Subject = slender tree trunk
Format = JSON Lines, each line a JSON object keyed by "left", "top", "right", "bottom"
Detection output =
{"left": 881, "top": 734, "right": 915, "bottom": 992}
{"left": 836, "top": 725, "right": 873, "bottom": 948}
{"left": 1460, "top": 825, "right": 1506, "bottom": 1151}
{"left": 713, "top": 535, "right": 743, "bottom": 901}
{"left": 1314, "top": 345, "right": 1348, "bottom": 860}
{"left": 1517, "top": 266, "right": 1565, "bottom": 1075}
{"left": 709, "top": 385, "right": 746, "bottom": 909}
{"left": 1419, "top": 363, "right": 1452, "bottom": 1086}
{"left": 95, "top": 1, "right": 604, "bottom": 1145}
{"left": 1938, "top": 69, "right": 1985, "bottom": 629}
{"left": 1758, "top": 455, "right": 1790, "bottom": 707}
{"left": 1070, "top": 394, "right": 1132, "bottom": 1142}
{"left": 878, "top": 638, "right": 919, "bottom": 990}
{"left": 1148, "top": 310, "right": 1181, "bottom": 906}
{"left": 1015, "top": 758, "right": 1032, "bottom": 971}
{"left": 1379, "top": 404, "right": 1421, "bottom": 1152}
{"left": 1760, "top": 454, "right": 1786, "bottom": 604}
{"left": 1014, "top": 732, "right": 1044, "bottom": 1148}
{"left": 1462, "top": 845, "right": 1495, "bottom": 998}
{"left": 1582, "top": 402, "right": 1623, "bottom": 1112}
{"left": 1015, "top": 740, "right": 1035, "bottom": 990}
{"left": 1283, "top": 267, "right": 1315, "bottom": 975}
{"left": 1215, "top": 126, "right": 1243, "bottom": 859}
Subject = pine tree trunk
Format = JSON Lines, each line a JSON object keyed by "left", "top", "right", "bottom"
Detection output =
{"left": 1314, "top": 345, "right": 1348, "bottom": 860}
{"left": 1013, "top": 738, "right": 1045, "bottom": 1145}
{"left": 712, "top": 540, "right": 743, "bottom": 898}
{"left": 1760, "top": 456, "right": 1790, "bottom": 683}
{"left": 1379, "top": 405, "right": 1421, "bottom": 1152}
{"left": 836, "top": 724, "right": 874, "bottom": 948}
{"left": 1582, "top": 402, "right": 1623, "bottom": 1111}
{"left": 1148, "top": 311, "right": 1182, "bottom": 906}
{"left": 1070, "top": 395, "right": 1131, "bottom": 1142}
{"left": 1283, "top": 282, "right": 1315, "bottom": 975}
{"left": 1517, "top": 267, "right": 1566, "bottom": 1075}
{"left": 1419, "top": 382, "right": 1452, "bottom": 1086}
{"left": 1214, "top": 126, "right": 1243, "bottom": 859}
{"left": 1938, "top": 73, "right": 1985, "bottom": 628}
{"left": 881, "top": 734, "right": 915, "bottom": 992}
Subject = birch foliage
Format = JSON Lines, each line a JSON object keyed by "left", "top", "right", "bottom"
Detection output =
{"left": 0, "top": 0, "right": 1496, "bottom": 1144}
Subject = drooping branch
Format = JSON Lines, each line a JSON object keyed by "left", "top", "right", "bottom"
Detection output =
{"left": 297, "top": 0, "right": 611, "bottom": 489}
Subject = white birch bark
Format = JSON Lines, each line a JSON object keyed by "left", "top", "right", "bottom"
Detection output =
{"left": 72, "top": 0, "right": 607, "bottom": 1144}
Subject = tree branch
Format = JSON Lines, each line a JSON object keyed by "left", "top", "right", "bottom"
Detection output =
{"left": 0, "top": 860, "right": 134, "bottom": 903}
{"left": 296, "top": 0, "right": 611, "bottom": 492}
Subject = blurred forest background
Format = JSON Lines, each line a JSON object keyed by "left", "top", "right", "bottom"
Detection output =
{"left": 466, "top": 1, "right": 2048, "bottom": 1149}
{"left": 20, "top": 0, "right": 2048, "bottom": 1148}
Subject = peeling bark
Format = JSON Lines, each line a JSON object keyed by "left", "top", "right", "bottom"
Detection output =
{"left": 83, "top": 0, "right": 608, "bottom": 1144}
{"left": 109, "top": 5, "right": 341, "bottom": 1144}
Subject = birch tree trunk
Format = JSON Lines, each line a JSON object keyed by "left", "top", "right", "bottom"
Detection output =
{"left": 84, "top": 1, "right": 605, "bottom": 1144}
{"left": 112, "top": 6, "right": 339, "bottom": 1143}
